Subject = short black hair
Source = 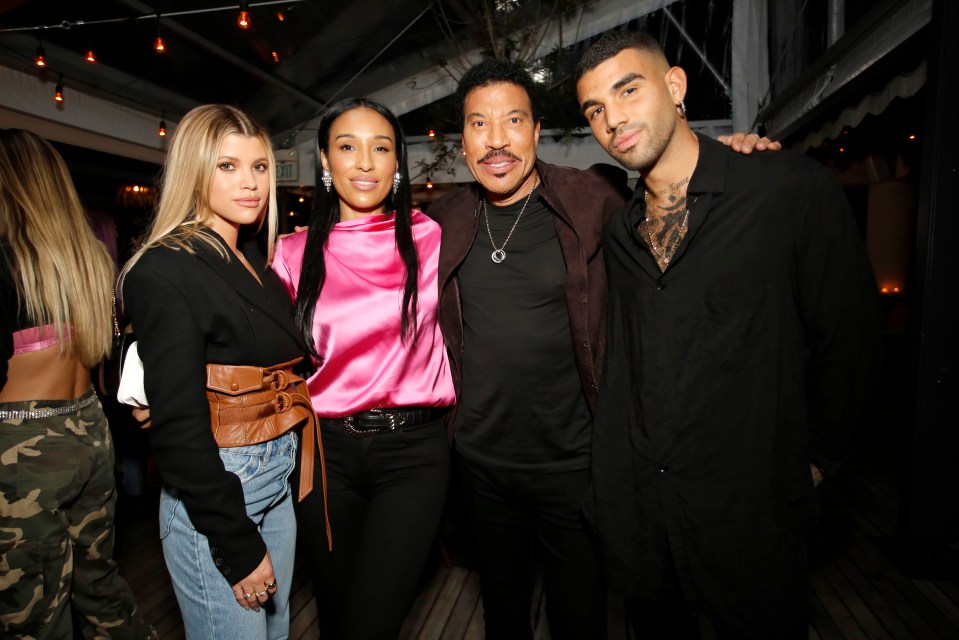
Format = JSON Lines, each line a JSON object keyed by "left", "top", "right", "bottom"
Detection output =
{"left": 454, "top": 58, "right": 542, "bottom": 125}
{"left": 576, "top": 31, "right": 667, "bottom": 81}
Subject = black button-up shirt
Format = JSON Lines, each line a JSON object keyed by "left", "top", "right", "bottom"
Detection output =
{"left": 587, "top": 134, "right": 881, "bottom": 622}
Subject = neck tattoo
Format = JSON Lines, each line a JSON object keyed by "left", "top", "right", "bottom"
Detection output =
{"left": 641, "top": 189, "right": 691, "bottom": 268}
{"left": 483, "top": 175, "right": 539, "bottom": 264}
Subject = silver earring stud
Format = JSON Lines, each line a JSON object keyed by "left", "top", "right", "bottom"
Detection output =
{"left": 677, "top": 101, "right": 687, "bottom": 117}
{"left": 392, "top": 171, "right": 401, "bottom": 196}
{"left": 322, "top": 169, "right": 332, "bottom": 193}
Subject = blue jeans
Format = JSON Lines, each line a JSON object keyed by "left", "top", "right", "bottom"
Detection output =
{"left": 159, "top": 432, "right": 297, "bottom": 640}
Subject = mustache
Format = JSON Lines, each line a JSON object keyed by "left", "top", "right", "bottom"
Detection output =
{"left": 478, "top": 149, "right": 521, "bottom": 163}
{"left": 612, "top": 124, "right": 642, "bottom": 143}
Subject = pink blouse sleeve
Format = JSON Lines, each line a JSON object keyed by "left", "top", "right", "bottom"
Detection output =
{"left": 271, "top": 234, "right": 303, "bottom": 300}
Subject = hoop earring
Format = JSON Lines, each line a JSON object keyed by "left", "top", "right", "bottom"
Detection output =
{"left": 677, "top": 101, "right": 687, "bottom": 118}
{"left": 321, "top": 169, "right": 332, "bottom": 193}
{"left": 392, "top": 171, "right": 401, "bottom": 196}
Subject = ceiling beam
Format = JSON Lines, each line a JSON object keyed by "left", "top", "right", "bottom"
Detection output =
{"left": 276, "top": 0, "right": 678, "bottom": 145}
{"left": 370, "top": 0, "right": 678, "bottom": 115}
{"left": 759, "top": 0, "right": 931, "bottom": 139}
{"left": 0, "top": 64, "right": 167, "bottom": 164}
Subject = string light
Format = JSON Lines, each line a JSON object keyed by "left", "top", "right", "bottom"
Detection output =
{"left": 238, "top": 2, "right": 251, "bottom": 29}
{"left": 154, "top": 14, "right": 166, "bottom": 52}
{"left": 3, "top": 2, "right": 308, "bottom": 34}
{"left": 35, "top": 43, "right": 46, "bottom": 67}
{"left": 271, "top": 51, "right": 279, "bottom": 62}
{"left": 425, "top": 179, "right": 434, "bottom": 190}
{"left": 158, "top": 111, "right": 167, "bottom": 137}
{"left": 84, "top": 47, "right": 96, "bottom": 63}
{"left": 428, "top": 129, "right": 436, "bottom": 138}
{"left": 53, "top": 75, "right": 64, "bottom": 103}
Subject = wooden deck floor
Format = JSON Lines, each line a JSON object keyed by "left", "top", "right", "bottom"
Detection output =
{"left": 114, "top": 430, "right": 959, "bottom": 639}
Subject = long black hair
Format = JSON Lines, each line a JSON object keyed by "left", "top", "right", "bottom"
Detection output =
{"left": 294, "top": 98, "right": 419, "bottom": 360}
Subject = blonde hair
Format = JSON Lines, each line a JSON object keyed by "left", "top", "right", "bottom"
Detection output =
{"left": 120, "top": 104, "right": 278, "bottom": 291}
{"left": 0, "top": 129, "right": 114, "bottom": 366}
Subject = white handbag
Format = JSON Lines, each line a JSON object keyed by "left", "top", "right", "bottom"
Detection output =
{"left": 116, "top": 341, "right": 148, "bottom": 407}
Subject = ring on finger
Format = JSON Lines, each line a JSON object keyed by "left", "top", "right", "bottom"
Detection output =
{"left": 256, "top": 590, "right": 268, "bottom": 597}
{"left": 244, "top": 592, "right": 256, "bottom": 599}
{"left": 266, "top": 581, "right": 277, "bottom": 589}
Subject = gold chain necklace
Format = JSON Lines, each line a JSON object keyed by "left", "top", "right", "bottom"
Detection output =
{"left": 643, "top": 189, "right": 689, "bottom": 266}
{"left": 483, "top": 175, "right": 539, "bottom": 264}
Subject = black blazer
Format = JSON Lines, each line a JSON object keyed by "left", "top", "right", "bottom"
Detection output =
{"left": 124, "top": 229, "right": 305, "bottom": 584}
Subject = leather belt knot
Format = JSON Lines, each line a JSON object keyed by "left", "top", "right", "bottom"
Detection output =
{"left": 268, "top": 369, "right": 289, "bottom": 391}
{"left": 206, "top": 357, "right": 332, "bottom": 550}
{"left": 273, "top": 391, "right": 293, "bottom": 413}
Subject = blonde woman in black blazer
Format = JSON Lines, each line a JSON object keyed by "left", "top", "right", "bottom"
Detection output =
{"left": 121, "top": 105, "right": 305, "bottom": 640}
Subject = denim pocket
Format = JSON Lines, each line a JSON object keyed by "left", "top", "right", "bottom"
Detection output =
{"left": 158, "top": 488, "right": 187, "bottom": 538}
{"left": 219, "top": 446, "right": 264, "bottom": 483}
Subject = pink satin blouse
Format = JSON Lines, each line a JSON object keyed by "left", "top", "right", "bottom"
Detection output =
{"left": 272, "top": 211, "right": 455, "bottom": 417}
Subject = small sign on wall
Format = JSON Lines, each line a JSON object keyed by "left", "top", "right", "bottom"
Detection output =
{"left": 276, "top": 149, "right": 298, "bottom": 183}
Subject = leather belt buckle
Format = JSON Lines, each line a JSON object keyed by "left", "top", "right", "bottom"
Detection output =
{"left": 342, "top": 408, "right": 408, "bottom": 438}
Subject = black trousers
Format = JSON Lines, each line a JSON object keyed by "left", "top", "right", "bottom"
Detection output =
{"left": 457, "top": 455, "right": 607, "bottom": 640}
{"left": 625, "top": 545, "right": 808, "bottom": 640}
{"left": 296, "top": 418, "right": 450, "bottom": 640}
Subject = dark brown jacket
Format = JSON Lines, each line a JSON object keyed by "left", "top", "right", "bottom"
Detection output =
{"left": 428, "top": 159, "right": 628, "bottom": 434}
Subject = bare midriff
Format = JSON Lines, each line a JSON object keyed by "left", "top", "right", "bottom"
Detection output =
{"left": 0, "top": 347, "right": 92, "bottom": 402}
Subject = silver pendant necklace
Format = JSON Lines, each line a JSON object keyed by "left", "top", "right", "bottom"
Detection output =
{"left": 483, "top": 175, "right": 539, "bottom": 264}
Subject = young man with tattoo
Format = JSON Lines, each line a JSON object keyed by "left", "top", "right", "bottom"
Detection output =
{"left": 575, "top": 31, "right": 881, "bottom": 639}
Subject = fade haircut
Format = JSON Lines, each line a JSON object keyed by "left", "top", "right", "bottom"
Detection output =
{"left": 454, "top": 58, "right": 542, "bottom": 125}
{"left": 576, "top": 30, "right": 669, "bottom": 81}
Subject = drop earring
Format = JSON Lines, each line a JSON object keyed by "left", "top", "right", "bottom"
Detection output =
{"left": 677, "top": 101, "right": 687, "bottom": 118}
{"left": 392, "top": 171, "right": 401, "bottom": 195}
{"left": 322, "top": 169, "right": 332, "bottom": 193}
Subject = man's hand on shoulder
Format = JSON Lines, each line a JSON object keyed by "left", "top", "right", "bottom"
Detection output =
{"left": 810, "top": 463, "right": 824, "bottom": 488}
{"left": 278, "top": 226, "right": 308, "bottom": 240}
{"left": 717, "top": 132, "right": 783, "bottom": 154}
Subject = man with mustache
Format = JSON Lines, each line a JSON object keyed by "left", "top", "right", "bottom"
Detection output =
{"left": 431, "top": 59, "right": 622, "bottom": 639}
{"left": 574, "top": 31, "right": 880, "bottom": 638}
{"left": 430, "top": 58, "right": 776, "bottom": 638}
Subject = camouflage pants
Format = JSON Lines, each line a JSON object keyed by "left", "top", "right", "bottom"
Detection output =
{"left": 0, "top": 390, "right": 152, "bottom": 639}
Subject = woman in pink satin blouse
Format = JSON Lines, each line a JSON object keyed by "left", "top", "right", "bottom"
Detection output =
{"left": 272, "top": 98, "right": 454, "bottom": 640}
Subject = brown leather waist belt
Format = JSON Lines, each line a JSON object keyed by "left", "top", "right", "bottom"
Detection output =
{"left": 206, "top": 357, "right": 331, "bottom": 550}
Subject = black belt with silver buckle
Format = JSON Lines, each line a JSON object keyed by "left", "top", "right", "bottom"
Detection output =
{"left": 324, "top": 406, "right": 448, "bottom": 438}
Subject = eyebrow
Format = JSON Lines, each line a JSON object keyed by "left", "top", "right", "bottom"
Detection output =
{"left": 465, "top": 108, "right": 528, "bottom": 119}
{"left": 333, "top": 133, "right": 394, "bottom": 142}
{"left": 580, "top": 72, "right": 646, "bottom": 115}
{"left": 217, "top": 155, "right": 268, "bottom": 162}
{"left": 612, "top": 72, "right": 645, "bottom": 92}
